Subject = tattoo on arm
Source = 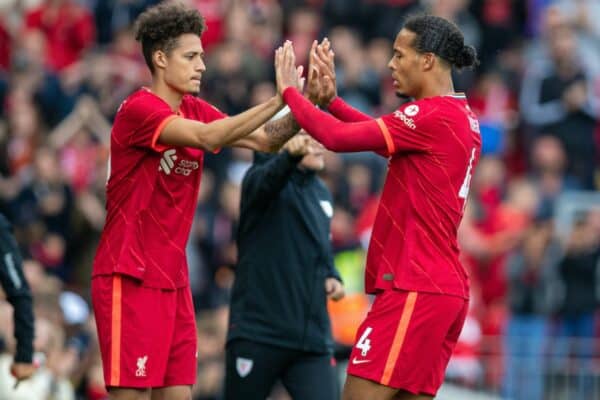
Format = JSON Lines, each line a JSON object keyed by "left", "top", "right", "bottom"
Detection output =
{"left": 263, "top": 113, "right": 300, "bottom": 152}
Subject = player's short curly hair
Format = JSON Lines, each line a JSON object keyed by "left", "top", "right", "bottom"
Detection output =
{"left": 134, "top": 2, "right": 206, "bottom": 73}
{"left": 403, "top": 15, "right": 479, "bottom": 70}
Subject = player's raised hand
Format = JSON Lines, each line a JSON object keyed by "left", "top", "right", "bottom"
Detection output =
{"left": 320, "top": 39, "right": 337, "bottom": 102}
{"left": 282, "top": 132, "right": 310, "bottom": 157}
{"left": 306, "top": 40, "right": 322, "bottom": 104}
{"left": 318, "top": 38, "right": 336, "bottom": 80}
{"left": 310, "top": 38, "right": 337, "bottom": 106}
{"left": 275, "top": 41, "right": 302, "bottom": 97}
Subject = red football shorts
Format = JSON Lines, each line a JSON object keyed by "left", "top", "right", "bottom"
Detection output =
{"left": 347, "top": 289, "right": 468, "bottom": 396}
{"left": 91, "top": 274, "right": 197, "bottom": 388}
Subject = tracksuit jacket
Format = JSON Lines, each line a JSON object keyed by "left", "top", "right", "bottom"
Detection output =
{"left": 227, "top": 151, "right": 341, "bottom": 354}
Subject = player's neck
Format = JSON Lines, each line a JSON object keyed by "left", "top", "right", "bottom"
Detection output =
{"left": 150, "top": 80, "right": 184, "bottom": 112}
{"left": 415, "top": 75, "right": 455, "bottom": 100}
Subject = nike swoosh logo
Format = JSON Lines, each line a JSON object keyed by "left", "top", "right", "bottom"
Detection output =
{"left": 352, "top": 358, "right": 371, "bottom": 365}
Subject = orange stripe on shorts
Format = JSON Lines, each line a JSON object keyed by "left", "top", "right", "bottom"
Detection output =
{"left": 381, "top": 291, "right": 418, "bottom": 386}
{"left": 110, "top": 275, "right": 123, "bottom": 386}
{"left": 375, "top": 118, "right": 396, "bottom": 155}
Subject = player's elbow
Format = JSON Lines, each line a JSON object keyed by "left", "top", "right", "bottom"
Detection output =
{"left": 194, "top": 135, "right": 220, "bottom": 152}
{"left": 201, "top": 138, "right": 220, "bottom": 152}
{"left": 194, "top": 127, "right": 222, "bottom": 152}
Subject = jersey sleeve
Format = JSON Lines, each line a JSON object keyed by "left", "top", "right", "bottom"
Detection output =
{"left": 377, "top": 101, "right": 441, "bottom": 156}
{"left": 282, "top": 87, "right": 388, "bottom": 154}
{"left": 116, "top": 94, "right": 177, "bottom": 153}
{"left": 327, "top": 97, "right": 373, "bottom": 122}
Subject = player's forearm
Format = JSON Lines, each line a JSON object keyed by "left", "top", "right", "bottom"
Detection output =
{"left": 201, "top": 96, "right": 284, "bottom": 150}
{"left": 282, "top": 87, "right": 386, "bottom": 152}
{"left": 327, "top": 97, "right": 373, "bottom": 122}
{"left": 262, "top": 113, "right": 301, "bottom": 152}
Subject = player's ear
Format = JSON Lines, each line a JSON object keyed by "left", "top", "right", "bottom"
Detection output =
{"left": 153, "top": 50, "right": 168, "bottom": 70}
{"left": 422, "top": 52, "right": 435, "bottom": 71}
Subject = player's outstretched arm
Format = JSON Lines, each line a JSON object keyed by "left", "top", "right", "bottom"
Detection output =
{"left": 228, "top": 111, "right": 302, "bottom": 153}
{"left": 228, "top": 42, "right": 305, "bottom": 153}
{"left": 158, "top": 94, "right": 284, "bottom": 152}
{"left": 274, "top": 44, "right": 387, "bottom": 153}
{"left": 158, "top": 42, "right": 304, "bottom": 152}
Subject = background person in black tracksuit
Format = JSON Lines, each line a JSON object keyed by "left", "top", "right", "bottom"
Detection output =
{"left": 0, "top": 213, "right": 36, "bottom": 386}
{"left": 225, "top": 132, "right": 345, "bottom": 400}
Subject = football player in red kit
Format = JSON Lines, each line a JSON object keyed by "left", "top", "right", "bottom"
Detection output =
{"left": 276, "top": 15, "right": 481, "bottom": 400}
{"left": 91, "top": 3, "right": 303, "bottom": 400}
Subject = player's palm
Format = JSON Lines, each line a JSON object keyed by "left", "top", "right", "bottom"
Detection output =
{"left": 306, "top": 40, "right": 322, "bottom": 104}
{"left": 275, "top": 41, "right": 302, "bottom": 96}
{"left": 313, "top": 39, "right": 337, "bottom": 106}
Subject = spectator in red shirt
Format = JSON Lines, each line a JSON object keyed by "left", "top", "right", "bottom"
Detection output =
{"left": 24, "top": 0, "right": 95, "bottom": 72}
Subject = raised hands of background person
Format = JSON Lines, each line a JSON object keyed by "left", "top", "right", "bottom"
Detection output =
{"left": 275, "top": 40, "right": 304, "bottom": 98}
{"left": 306, "top": 38, "right": 337, "bottom": 107}
{"left": 281, "top": 131, "right": 311, "bottom": 158}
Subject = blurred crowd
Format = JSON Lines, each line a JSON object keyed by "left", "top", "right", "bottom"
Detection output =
{"left": 0, "top": 0, "right": 599, "bottom": 399}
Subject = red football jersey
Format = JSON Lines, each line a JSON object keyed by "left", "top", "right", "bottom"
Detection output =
{"left": 92, "top": 88, "right": 226, "bottom": 289}
{"left": 368, "top": 94, "right": 481, "bottom": 298}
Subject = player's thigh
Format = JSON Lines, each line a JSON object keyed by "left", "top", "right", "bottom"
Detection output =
{"left": 394, "top": 390, "right": 433, "bottom": 400}
{"left": 281, "top": 352, "right": 338, "bottom": 400}
{"left": 150, "top": 385, "right": 192, "bottom": 400}
{"left": 342, "top": 374, "right": 397, "bottom": 400}
{"left": 92, "top": 275, "right": 177, "bottom": 388}
{"left": 224, "top": 339, "right": 289, "bottom": 400}
{"left": 342, "top": 375, "right": 434, "bottom": 400}
{"left": 162, "top": 286, "right": 197, "bottom": 387}
{"left": 108, "top": 387, "right": 150, "bottom": 400}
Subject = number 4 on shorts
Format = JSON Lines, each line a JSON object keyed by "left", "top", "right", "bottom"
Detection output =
{"left": 356, "top": 327, "right": 373, "bottom": 356}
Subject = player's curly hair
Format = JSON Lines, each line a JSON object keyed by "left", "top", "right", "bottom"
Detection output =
{"left": 134, "top": 2, "right": 206, "bottom": 73}
{"left": 403, "top": 15, "right": 479, "bottom": 70}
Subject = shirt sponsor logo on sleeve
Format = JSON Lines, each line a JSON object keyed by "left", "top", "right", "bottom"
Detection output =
{"left": 393, "top": 110, "right": 416, "bottom": 130}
